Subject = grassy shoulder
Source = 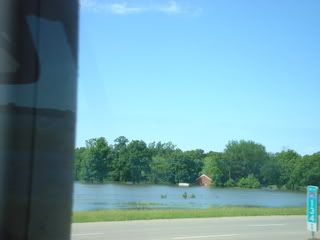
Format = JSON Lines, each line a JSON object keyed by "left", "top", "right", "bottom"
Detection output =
{"left": 72, "top": 207, "right": 305, "bottom": 223}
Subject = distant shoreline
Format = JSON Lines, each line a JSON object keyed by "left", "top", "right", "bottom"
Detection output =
{"left": 74, "top": 181, "right": 307, "bottom": 193}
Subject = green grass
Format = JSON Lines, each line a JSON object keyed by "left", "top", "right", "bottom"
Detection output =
{"left": 72, "top": 207, "right": 305, "bottom": 223}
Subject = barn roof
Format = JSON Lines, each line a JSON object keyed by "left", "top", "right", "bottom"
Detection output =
{"left": 196, "top": 174, "right": 212, "bottom": 181}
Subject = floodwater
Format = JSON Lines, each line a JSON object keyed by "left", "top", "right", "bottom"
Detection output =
{"left": 73, "top": 182, "right": 306, "bottom": 211}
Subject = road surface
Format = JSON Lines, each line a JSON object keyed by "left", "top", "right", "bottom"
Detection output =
{"left": 71, "top": 216, "right": 317, "bottom": 240}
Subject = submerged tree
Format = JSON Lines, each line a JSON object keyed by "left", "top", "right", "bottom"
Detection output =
{"left": 78, "top": 137, "right": 112, "bottom": 183}
{"left": 223, "top": 140, "right": 269, "bottom": 182}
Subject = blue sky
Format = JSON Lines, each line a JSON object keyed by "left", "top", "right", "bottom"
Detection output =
{"left": 77, "top": 0, "right": 320, "bottom": 155}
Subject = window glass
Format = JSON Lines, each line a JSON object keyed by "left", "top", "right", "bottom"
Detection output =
{"left": 73, "top": 1, "right": 320, "bottom": 239}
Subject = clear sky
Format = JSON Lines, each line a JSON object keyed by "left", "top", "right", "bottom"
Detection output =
{"left": 77, "top": 0, "right": 320, "bottom": 155}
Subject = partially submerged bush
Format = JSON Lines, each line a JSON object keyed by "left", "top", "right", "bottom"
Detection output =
{"left": 224, "top": 178, "right": 236, "bottom": 187}
{"left": 237, "top": 174, "right": 261, "bottom": 189}
{"left": 182, "top": 192, "right": 188, "bottom": 199}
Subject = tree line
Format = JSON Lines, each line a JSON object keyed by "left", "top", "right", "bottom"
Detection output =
{"left": 74, "top": 136, "right": 320, "bottom": 190}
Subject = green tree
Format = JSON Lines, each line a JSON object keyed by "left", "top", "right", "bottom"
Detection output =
{"left": 184, "top": 149, "right": 205, "bottom": 162}
{"left": 80, "top": 137, "right": 112, "bottom": 183}
{"left": 202, "top": 152, "right": 224, "bottom": 186}
{"left": 223, "top": 140, "right": 269, "bottom": 182}
{"left": 293, "top": 153, "right": 320, "bottom": 187}
{"left": 74, "top": 147, "right": 88, "bottom": 181}
{"left": 148, "top": 141, "right": 178, "bottom": 184}
{"left": 126, "top": 140, "right": 152, "bottom": 183}
{"left": 148, "top": 141, "right": 177, "bottom": 157}
{"left": 114, "top": 136, "right": 129, "bottom": 150}
{"left": 111, "top": 136, "right": 129, "bottom": 182}
{"left": 260, "top": 154, "right": 281, "bottom": 186}
{"left": 111, "top": 138, "right": 152, "bottom": 183}
{"left": 74, "top": 136, "right": 320, "bottom": 189}
{"left": 149, "top": 155, "right": 172, "bottom": 184}
{"left": 169, "top": 150, "right": 203, "bottom": 184}
{"left": 274, "top": 150, "right": 301, "bottom": 190}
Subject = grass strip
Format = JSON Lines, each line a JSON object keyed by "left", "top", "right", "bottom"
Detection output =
{"left": 72, "top": 207, "right": 305, "bottom": 223}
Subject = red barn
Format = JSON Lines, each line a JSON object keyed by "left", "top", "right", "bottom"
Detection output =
{"left": 196, "top": 174, "right": 213, "bottom": 186}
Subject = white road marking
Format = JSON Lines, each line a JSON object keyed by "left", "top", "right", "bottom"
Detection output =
{"left": 248, "top": 224, "right": 286, "bottom": 227}
{"left": 72, "top": 232, "right": 104, "bottom": 237}
{"left": 172, "top": 234, "right": 240, "bottom": 239}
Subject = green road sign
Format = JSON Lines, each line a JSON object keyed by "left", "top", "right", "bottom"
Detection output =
{"left": 307, "top": 186, "right": 318, "bottom": 233}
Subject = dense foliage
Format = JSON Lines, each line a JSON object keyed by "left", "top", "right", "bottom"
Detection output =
{"left": 74, "top": 137, "right": 320, "bottom": 190}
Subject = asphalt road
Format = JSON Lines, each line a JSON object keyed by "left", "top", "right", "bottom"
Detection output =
{"left": 71, "top": 216, "right": 317, "bottom": 240}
